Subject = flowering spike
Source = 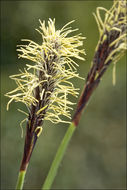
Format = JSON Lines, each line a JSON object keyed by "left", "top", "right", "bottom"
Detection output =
{"left": 5, "top": 19, "right": 86, "bottom": 171}
{"left": 6, "top": 19, "right": 85, "bottom": 126}
{"left": 73, "top": 0, "right": 127, "bottom": 126}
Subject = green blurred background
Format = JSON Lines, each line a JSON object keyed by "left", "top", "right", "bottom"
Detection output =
{"left": 1, "top": 1, "right": 126, "bottom": 189}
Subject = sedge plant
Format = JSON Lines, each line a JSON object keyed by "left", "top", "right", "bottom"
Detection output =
{"left": 5, "top": 0, "right": 126, "bottom": 189}
{"left": 6, "top": 19, "right": 86, "bottom": 189}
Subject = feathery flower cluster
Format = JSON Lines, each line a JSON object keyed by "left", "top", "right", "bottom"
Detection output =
{"left": 93, "top": 0, "right": 127, "bottom": 80}
{"left": 6, "top": 19, "right": 85, "bottom": 127}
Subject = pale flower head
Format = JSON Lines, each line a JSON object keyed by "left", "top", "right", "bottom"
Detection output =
{"left": 94, "top": 0, "right": 127, "bottom": 65}
{"left": 6, "top": 19, "right": 86, "bottom": 127}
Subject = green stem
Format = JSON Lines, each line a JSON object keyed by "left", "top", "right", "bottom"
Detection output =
{"left": 15, "top": 170, "right": 26, "bottom": 190}
{"left": 42, "top": 122, "right": 76, "bottom": 190}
